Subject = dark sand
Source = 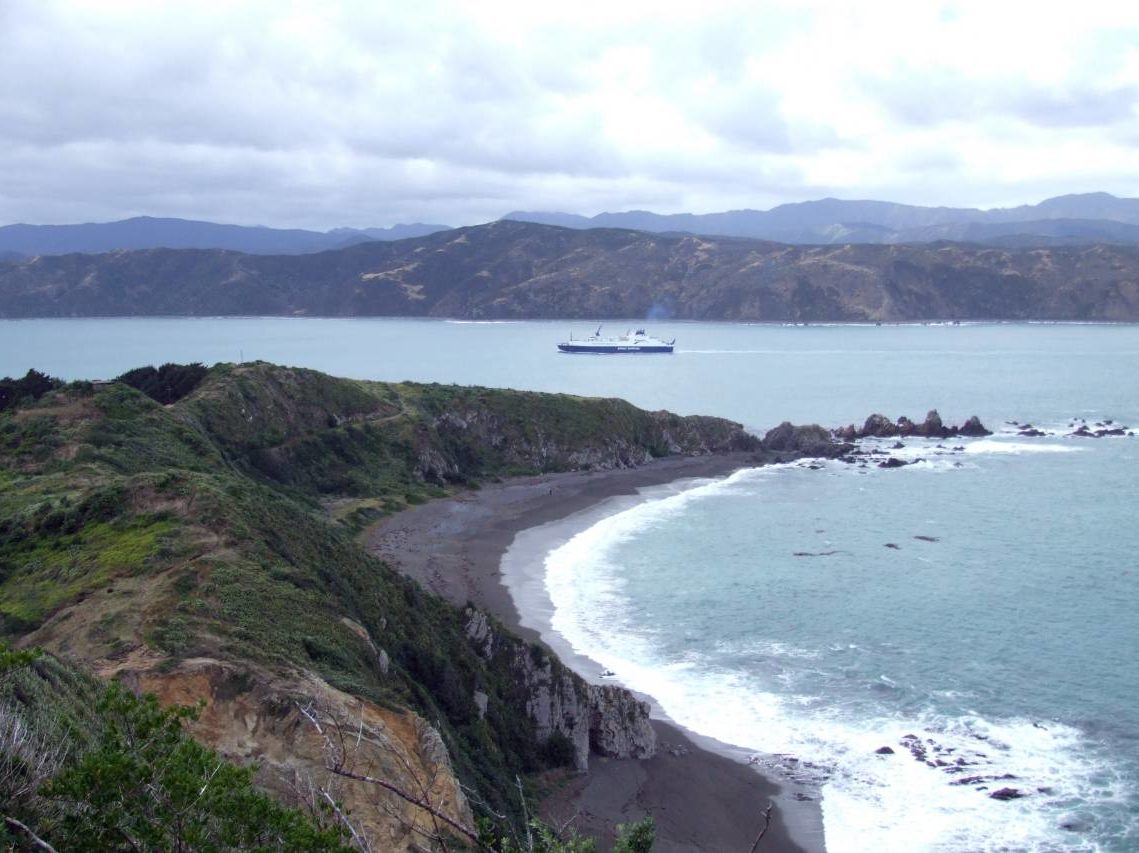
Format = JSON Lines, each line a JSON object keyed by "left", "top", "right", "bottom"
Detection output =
{"left": 366, "top": 454, "right": 825, "bottom": 852}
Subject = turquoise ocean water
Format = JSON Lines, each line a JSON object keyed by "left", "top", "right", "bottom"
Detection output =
{"left": 2, "top": 318, "right": 1137, "bottom": 851}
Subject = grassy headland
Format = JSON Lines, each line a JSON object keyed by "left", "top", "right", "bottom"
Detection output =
{"left": 0, "top": 362, "right": 757, "bottom": 848}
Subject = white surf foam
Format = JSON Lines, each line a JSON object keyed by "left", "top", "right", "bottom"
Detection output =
{"left": 540, "top": 471, "right": 1125, "bottom": 853}
{"left": 676, "top": 349, "right": 790, "bottom": 354}
{"left": 963, "top": 439, "right": 1082, "bottom": 455}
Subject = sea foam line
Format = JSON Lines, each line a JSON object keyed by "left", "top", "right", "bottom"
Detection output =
{"left": 963, "top": 439, "right": 1082, "bottom": 455}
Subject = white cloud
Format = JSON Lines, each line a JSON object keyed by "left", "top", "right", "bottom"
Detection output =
{"left": 1, "top": 0, "right": 1138, "bottom": 227}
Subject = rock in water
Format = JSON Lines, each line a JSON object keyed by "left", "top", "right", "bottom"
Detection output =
{"left": 921, "top": 409, "right": 945, "bottom": 436}
{"left": 989, "top": 787, "right": 1026, "bottom": 801}
{"left": 861, "top": 413, "right": 898, "bottom": 437}
{"left": 839, "top": 411, "right": 991, "bottom": 439}
{"left": 762, "top": 421, "right": 853, "bottom": 458}
{"left": 878, "top": 457, "right": 909, "bottom": 468}
{"left": 959, "top": 415, "right": 992, "bottom": 436}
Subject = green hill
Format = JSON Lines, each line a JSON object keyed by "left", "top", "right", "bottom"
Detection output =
{"left": 4, "top": 220, "right": 1139, "bottom": 321}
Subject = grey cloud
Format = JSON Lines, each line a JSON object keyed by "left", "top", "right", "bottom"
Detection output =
{"left": 1010, "top": 86, "right": 1138, "bottom": 128}
{"left": 0, "top": 3, "right": 640, "bottom": 182}
{"left": 865, "top": 67, "right": 1139, "bottom": 131}
{"left": 2, "top": 1, "right": 1138, "bottom": 230}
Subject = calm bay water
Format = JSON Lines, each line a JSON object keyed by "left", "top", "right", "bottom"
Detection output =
{"left": 3, "top": 317, "right": 1138, "bottom": 851}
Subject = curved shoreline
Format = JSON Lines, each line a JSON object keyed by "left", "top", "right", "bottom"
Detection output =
{"left": 366, "top": 454, "right": 825, "bottom": 853}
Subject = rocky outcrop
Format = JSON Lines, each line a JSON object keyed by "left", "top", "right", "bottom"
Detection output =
{"left": 761, "top": 421, "right": 853, "bottom": 458}
{"left": 834, "top": 410, "right": 991, "bottom": 440}
{"left": 754, "top": 410, "right": 995, "bottom": 466}
{"left": 958, "top": 415, "right": 991, "bottom": 436}
{"left": 1068, "top": 417, "right": 1133, "bottom": 438}
{"left": 464, "top": 607, "right": 655, "bottom": 771}
{"left": 989, "top": 787, "right": 1026, "bottom": 801}
{"left": 760, "top": 411, "right": 991, "bottom": 461}
{"left": 878, "top": 457, "right": 911, "bottom": 468}
{"left": 588, "top": 684, "right": 656, "bottom": 760}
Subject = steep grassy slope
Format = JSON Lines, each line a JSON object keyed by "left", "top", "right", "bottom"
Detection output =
{"left": 3, "top": 220, "right": 1139, "bottom": 320}
{"left": 0, "top": 363, "right": 756, "bottom": 842}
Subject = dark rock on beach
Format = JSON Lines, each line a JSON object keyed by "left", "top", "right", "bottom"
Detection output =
{"left": 878, "top": 457, "right": 910, "bottom": 468}
{"left": 875, "top": 746, "right": 895, "bottom": 754}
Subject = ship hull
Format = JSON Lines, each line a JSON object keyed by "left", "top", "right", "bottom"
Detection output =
{"left": 557, "top": 343, "right": 674, "bottom": 353}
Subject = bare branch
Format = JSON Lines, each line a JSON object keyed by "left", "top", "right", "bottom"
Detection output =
{"left": 286, "top": 766, "right": 373, "bottom": 853}
{"left": 516, "top": 776, "right": 533, "bottom": 852}
{"left": 319, "top": 786, "right": 372, "bottom": 853}
{"left": 325, "top": 764, "right": 481, "bottom": 848}
{"left": 3, "top": 815, "right": 58, "bottom": 852}
{"left": 297, "top": 701, "right": 482, "bottom": 850}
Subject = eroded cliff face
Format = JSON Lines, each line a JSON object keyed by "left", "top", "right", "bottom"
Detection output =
{"left": 111, "top": 656, "right": 474, "bottom": 852}
{"left": 465, "top": 607, "right": 655, "bottom": 771}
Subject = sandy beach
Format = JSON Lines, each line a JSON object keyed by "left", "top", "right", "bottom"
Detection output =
{"left": 366, "top": 453, "right": 825, "bottom": 853}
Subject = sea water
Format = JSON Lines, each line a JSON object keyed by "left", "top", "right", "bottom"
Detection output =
{"left": 3, "top": 318, "right": 1138, "bottom": 850}
{"left": 544, "top": 432, "right": 1138, "bottom": 851}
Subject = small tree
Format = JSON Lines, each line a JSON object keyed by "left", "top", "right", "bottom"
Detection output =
{"left": 0, "top": 369, "right": 63, "bottom": 412}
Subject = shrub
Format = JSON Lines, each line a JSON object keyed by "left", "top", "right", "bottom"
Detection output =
{"left": 0, "top": 370, "right": 63, "bottom": 413}
{"left": 116, "top": 362, "right": 208, "bottom": 405}
{"left": 40, "top": 683, "right": 349, "bottom": 850}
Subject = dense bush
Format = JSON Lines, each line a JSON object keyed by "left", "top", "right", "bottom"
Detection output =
{"left": 117, "top": 362, "right": 208, "bottom": 404}
{"left": 0, "top": 369, "right": 62, "bottom": 413}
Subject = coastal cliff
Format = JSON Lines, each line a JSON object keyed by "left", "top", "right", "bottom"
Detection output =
{"left": 466, "top": 606, "right": 655, "bottom": 772}
{"left": 0, "top": 363, "right": 750, "bottom": 847}
{"left": 3, "top": 219, "right": 1139, "bottom": 321}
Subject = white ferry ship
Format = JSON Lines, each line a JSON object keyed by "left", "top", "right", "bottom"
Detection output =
{"left": 557, "top": 326, "right": 675, "bottom": 354}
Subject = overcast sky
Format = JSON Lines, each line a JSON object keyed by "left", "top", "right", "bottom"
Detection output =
{"left": 2, "top": 0, "right": 1138, "bottom": 230}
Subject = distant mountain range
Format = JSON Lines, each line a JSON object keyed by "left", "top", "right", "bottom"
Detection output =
{"left": 5, "top": 192, "right": 1139, "bottom": 261}
{"left": 505, "top": 192, "right": 1139, "bottom": 246}
{"left": 0, "top": 216, "right": 451, "bottom": 257}
{"left": 3, "top": 219, "right": 1138, "bottom": 322}
{"left": 5, "top": 194, "right": 1139, "bottom": 259}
